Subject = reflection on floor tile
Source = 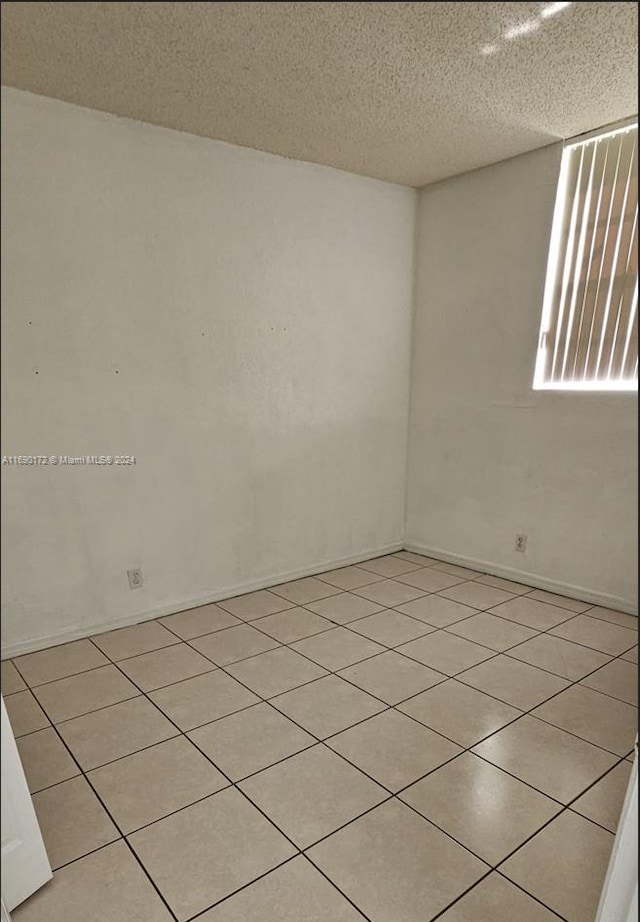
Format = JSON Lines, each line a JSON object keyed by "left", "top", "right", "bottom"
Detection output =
{"left": 400, "top": 752, "right": 560, "bottom": 864}
{"left": 9, "top": 569, "right": 635, "bottom": 922}
{"left": 472, "top": 715, "right": 618, "bottom": 803}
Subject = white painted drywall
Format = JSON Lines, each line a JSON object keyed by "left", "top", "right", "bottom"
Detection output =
{"left": 0, "top": 88, "right": 416, "bottom": 655}
{"left": 406, "top": 144, "right": 638, "bottom": 613}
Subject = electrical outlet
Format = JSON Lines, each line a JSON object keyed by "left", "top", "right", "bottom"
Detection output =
{"left": 127, "top": 568, "right": 143, "bottom": 589}
{"left": 515, "top": 534, "right": 527, "bottom": 553}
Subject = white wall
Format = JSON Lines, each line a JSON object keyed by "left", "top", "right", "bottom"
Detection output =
{"left": 0, "top": 88, "right": 416, "bottom": 655}
{"left": 406, "top": 144, "right": 638, "bottom": 613}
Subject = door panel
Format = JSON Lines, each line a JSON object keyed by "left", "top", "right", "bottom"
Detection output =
{"left": 1, "top": 695, "right": 52, "bottom": 911}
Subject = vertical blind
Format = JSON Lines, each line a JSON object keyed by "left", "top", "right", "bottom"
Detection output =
{"left": 534, "top": 121, "right": 638, "bottom": 390}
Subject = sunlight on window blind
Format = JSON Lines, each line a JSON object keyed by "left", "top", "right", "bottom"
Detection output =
{"left": 533, "top": 121, "right": 638, "bottom": 391}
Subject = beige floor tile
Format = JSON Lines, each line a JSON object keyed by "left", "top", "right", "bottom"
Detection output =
{"left": 507, "top": 633, "right": 611, "bottom": 680}
{"left": 501, "top": 811, "right": 614, "bottom": 922}
{"left": 473, "top": 574, "right": 532, "bottom": 595}
{"left": 352, "top": 579, "right": 427, "bottom": 607}
{"left": 305, "top": 592, "right": 385, "bottom": 623}
{"left": 16, "top": 727, "right": 80, "bottom": 793}
{"left": 128, "top": 788, "right": 296, "bottom": 922}
{"left": 339, "top": 651, "right": 446, "bottom": 705}
{"left": 88, "top": 736, "right": 228, "bottom": 833}
{"left": 532, "top": 685, "right": 637, "bottom": 756}
{"left": 392, "top": 551, "right": 439, "bottom": 566}
{"left": 13, "top": 639, "right": 109, "bottom": 687}
{"left": 396, "top": 567, "right": 466, "bottom": 593}
{"left": 327, "top": 709, "right": 461, "bottom": 791}
{"left": 33, "top": 664, "right": 139, "bottom": 723}
{"left": 526, "top": 589, "right": 591, "bottom": 613}
{"left": 217, "top": 589, "right": 296, "bottom": 620}
{"left": 437, "top": 872, "right": 564, "bottom": 921}
{"left": 586, "top": 606, "right": 638, "bottom": 631}
{"left": 197, "top": 856, "right": 367, "bottom": 921}
{"left": 189, "top": 702, "right": 314, "bottom": 780}
{"left": 272, "top": 674, "right": 385, "bottom": 738}
{"left": 292, "top": 627, "right": 385, "bottom": 671}
{"left": 432, "top": 562, "right": 483, "bottom": 579}
{"left": 571, "top": 759, "right": 633, "bottom": 832}
{"left": 439, "top": 582, "right": 515, "bottom": 610}
{"left": 446, "top": 612, "right": 538, "bottom": 652}
{"left": 349, "top": 610, "right": 434, "bottom": 646}
{"left": 190, "top": 623, "right": 280, "bottom": 666}
{"left": 308, "top": 799, "right": 488, "bottom": 922}
{"left": 397, "top": 631, "right": 494, "bottom": 676}
{"left": 473, "top": 715, "right": 618, "bottom": 803}
{"left": 315, "top": 565, "right": 385, "bottom": 591}
{"left": 252, "top": 607, "right": 333, "bottom": 643}
{"left": 33, "top": 776, "right": 119, "bottom": 870}
{"left": 117, "top": 643, "right": 216, "bottom": 691}
{"left": 226, "top": 647, "right": 327, "bottom": 698}
{"left": 394, "top": 594, "right": 478, "bottom": 627}
{"left": 149, "top": 670, "right": 259, "bottom": 731}
{"left": 401, "top": 752, "right": 560, "bottom": 865}
{"left": 399, "top": 679, "right": 521, "bottom": 747}
{"left": 57, "top": 696, "right": 179, "bottom": 770}
{"left": 622, "top": 645, "right": 638, "bottom": 662}
{"left": 240, "top": 744, "right": 387, "bottom": 848}
{"left": 358, "top": 555, "right": 422, "bottom": 578}
{"left": 460, "top": 655, "right": 570, "bottom": 710}
{"left": 5, "top": 689, "right": 50, "bottom": 736}
{"left": 581, "top": 658, "right": 638, "bottom": 705}
{"left": 488, "top": 596, "right": 575, "bottom": 630}
{"left": 271, "top": 576, "right": 341, "bottom": 604}
{"left": 159, "top": 603, "right": 240, "bottom": 640}
{"left": 12, "top": 840, "right": 173, "bottom": 922}
{"left": 91, "top": 620, "right": 179, "bottom": 662}
{"left": 550, "top": 614, "right": 637, "bottom": 655}
{"left": 1, "top": 659, "right": 26, "bottom": 694}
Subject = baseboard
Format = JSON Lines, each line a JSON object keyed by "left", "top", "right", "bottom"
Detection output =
{"left": 404, "top": 539, "right": 638, "bottom": 616}
{"left": 1, "top": 541, "right": 403, "bottom": 659}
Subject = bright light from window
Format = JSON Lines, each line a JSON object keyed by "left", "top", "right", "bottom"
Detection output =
{"left": 533, "top": 121, "right": 638, "bottom": 392}
{"left": 540, "top": 2, "right": 572, "bottom": 19}
{"left": 504, "top": 20, "right": 540, "bottom": 40}
{"left": 481, "top": 44, "right": 499, "bottom": 56}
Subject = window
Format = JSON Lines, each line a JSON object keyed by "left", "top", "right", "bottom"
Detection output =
{"left": 533, "top": 119, "right": 638, "bottom": 391}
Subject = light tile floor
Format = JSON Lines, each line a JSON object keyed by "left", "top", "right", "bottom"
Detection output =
{"left": 2, "top": 552, "right": 637, "bottom": 922}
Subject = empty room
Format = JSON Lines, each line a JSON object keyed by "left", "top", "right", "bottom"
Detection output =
{"left": 0, "top": 3, "right": 637, "bottom": 921}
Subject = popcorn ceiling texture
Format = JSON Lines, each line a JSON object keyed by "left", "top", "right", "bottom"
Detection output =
{"left": 1, "top": 1, "right": 637, "bottom": 187}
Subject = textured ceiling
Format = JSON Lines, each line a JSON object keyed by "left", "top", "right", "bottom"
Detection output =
{"left": 1, "top": 2, "right": 637, "bottom": 187}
